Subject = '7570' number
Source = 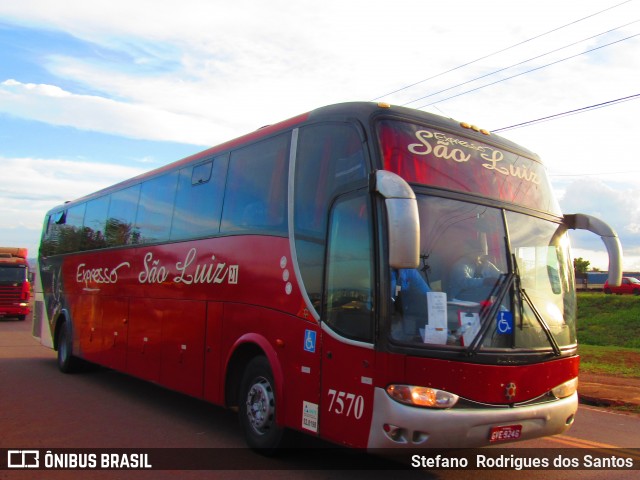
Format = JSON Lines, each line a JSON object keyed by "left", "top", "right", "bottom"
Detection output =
{"left": 327, "top": 389, "right": 365, "bottom": 419}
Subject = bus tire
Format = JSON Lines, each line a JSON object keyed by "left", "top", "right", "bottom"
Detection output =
{"left": 56, "top": 321, "right": 80, "bottom": 373}
{"left": 238, "top": 356, "right": 284, "bottom": 453}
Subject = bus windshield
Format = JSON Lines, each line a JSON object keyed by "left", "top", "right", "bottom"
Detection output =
{"left": 389, "top": 195, "right": 576, "bottom": 352}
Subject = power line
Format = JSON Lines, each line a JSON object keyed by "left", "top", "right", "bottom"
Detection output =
{"left": 550, "top": 170, "right": 640, "bottom": 177}
{"left": 413, "top": 33, "right": 639, "bottom": 110}
{"left": 491, "top": 93, "right": 640, "bottom": 133}
{"left": 402, "top": 20, "right": 638, "bottom": 107}
{"left": 370, "top": 0, "right": 634, "bottom": 101}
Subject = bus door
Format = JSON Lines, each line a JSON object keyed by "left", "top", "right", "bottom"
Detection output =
{"left": 319, "top": 192, "right": 376, "bottom": 448}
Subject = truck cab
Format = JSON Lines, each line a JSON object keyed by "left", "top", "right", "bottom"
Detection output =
{"left": 0, "top": 247, "right": 31, "bottom": 321}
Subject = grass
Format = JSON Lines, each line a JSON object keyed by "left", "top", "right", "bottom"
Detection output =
{"left": 577, "top": 292, "right": 640, "bottom": 348}
{"left": 577, "top": 292, "right": 640, "bottom": 378}
{"left": 578, "top": 344, "right": 640, "bottom": 378}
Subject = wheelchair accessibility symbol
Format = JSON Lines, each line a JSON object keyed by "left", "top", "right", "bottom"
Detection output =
{"left": 497, "top": 311, "right": 513, "bottom": 335}
{"left": 304, "top": 329, "right": 317, "bottom": 353}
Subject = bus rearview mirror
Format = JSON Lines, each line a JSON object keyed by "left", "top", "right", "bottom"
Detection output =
{"left": 375, "top": 170, "right": 420, "bottom": 269}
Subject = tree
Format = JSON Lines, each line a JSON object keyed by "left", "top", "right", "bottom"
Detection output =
{"left": 573, "top": 257, "right": 591, "bottom": 275}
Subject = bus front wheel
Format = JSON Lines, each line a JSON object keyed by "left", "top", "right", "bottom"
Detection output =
{"left": 238, "top": 356, "right": 284, "bottom": 453}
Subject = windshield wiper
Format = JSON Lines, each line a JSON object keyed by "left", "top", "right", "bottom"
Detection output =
{"left": 511, "top": 249, "right": 562, "bottom": 356}
{"left": 520, "top": 287, "right": 562, "bottom": 356}
{"left": 467, "top": 272, "right": 514, "bottom": 355}
{"left": 467, "top": 256, "right": 562, "bottom": 356}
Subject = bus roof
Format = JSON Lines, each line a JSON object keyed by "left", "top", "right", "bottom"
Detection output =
{"left": 46, "top": 102, "right": 540, "bottom": 214}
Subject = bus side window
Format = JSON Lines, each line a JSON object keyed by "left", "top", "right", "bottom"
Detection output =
{"left": 135, "top": 171, "right": 179, "bottom": 244}
{"left": 294, "top": 123, "right": 367, "bottom": 316}
{"left": 83, "top": 195, "right": 110, "bottom": 251}
{"left": 58, "top": 204, "right": 86, "bottom": 254}
{"left": 40, "top": 211, "right": 65, "bottom": 256}
{"left": 105, "top": 184, "right": 141, "bottom": 246}
{"left": 171, "top": 156, "right": 227, "bottom": 240}
{"left": 325, "top": 193, "right": 374, "bottom": 342}
{"left": 221, "top": 134, "right": 289, "bottom": 234}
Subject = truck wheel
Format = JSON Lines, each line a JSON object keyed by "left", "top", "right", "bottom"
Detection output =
{"left": 57, "top": 321, "right": 80, "bottom": 373}
{"left": 238, "top": 356, "right": 284, "bottom": 453}
{"left": 604, "top": 288, "right": 612, "bottom": 295}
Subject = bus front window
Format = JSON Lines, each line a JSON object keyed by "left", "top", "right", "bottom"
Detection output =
{"left": 506, "top": 212, "right": 576, "bottom": 349}
{"left": 389, "top": 195, "right": 576, "bottom": 353}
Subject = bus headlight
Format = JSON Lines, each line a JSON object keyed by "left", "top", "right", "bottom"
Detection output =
{"left": 386, "top": 384, "right": 459, "bottom": 408}
{"left": 551, "top": 378, "right": 578, "bottom": 399}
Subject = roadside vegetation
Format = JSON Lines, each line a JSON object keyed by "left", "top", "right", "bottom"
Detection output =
{"left": 577, "top": 292, "right": 640, "bottom": 378}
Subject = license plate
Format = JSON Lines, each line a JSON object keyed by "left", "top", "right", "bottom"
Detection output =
{"left": 489, "top": 424, "right": 522, "bottom": 443}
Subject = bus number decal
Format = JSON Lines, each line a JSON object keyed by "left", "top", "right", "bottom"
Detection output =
{"left": 327, "top": 389, "right": 364, "bottom": 419}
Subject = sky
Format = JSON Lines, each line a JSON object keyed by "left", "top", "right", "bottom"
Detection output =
{"left": 0, "top": 0, "right": 638, "bottom": 271}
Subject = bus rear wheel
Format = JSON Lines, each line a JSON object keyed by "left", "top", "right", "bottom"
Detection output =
{"left": 56, "top": 321, "right": 80, "bottom": 373}
{"left": 238, "top": 356, "right": 284, "bottom": 453}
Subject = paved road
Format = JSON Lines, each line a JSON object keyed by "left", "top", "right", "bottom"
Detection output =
{"left": 1, "top": 317, "right": 639, "bottom": 479}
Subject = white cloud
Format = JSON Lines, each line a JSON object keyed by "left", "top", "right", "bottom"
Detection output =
{"left": 0, "top": 79, "right": 229, "bottom": 145}
{"left": 0, "top": 156, "right": 144, "bottom": 228}
{"left": 571, "top": 247, "right": 640, "bottom": 273}
{"left": 560, "top": 179, "right": 640, "bottom": 233}
{"left": 559, "top": 178, "right": 640, "bottom": 271}
{"left": 1, "top": 0, "right": 638, "bottom": 148}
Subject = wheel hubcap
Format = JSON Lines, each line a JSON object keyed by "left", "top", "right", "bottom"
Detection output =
{"left": 245, "top": 377, "right": 275, "bottom": 435}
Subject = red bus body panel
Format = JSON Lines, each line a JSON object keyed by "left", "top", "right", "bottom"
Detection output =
{"left": 401, "top": 355, "right": 579, "bottom": 404}
{"left": 56, "top": 236, "right": 323, "bottom": 436}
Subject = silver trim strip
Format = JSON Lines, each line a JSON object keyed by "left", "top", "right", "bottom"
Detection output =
{"left": 287, "top": 128, "right": 320, "bottom": 322}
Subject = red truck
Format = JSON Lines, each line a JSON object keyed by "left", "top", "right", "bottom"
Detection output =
{"left": 0, "top": 247, "right": 31, "bottom": 320}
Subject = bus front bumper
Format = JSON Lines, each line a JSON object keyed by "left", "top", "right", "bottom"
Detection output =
{"left": 367, "top": 387, "right": 577, "bottom": 449}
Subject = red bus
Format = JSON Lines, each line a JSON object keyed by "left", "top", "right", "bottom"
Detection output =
{"left": 34, "top": 102, "right": 622, "bottom": 451}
